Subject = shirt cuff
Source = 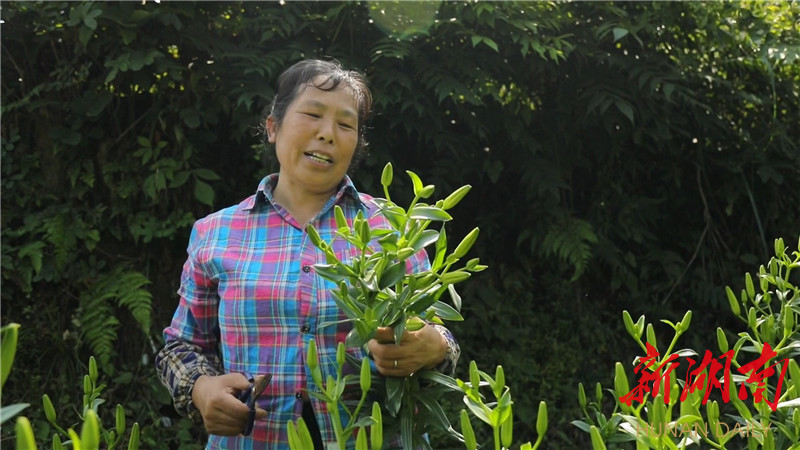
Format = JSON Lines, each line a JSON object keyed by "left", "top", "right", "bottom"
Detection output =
{"left": 155, "top": 340, "right": 223, "bottom": 422}
{"left": 430, "top": 324, "right": 460, "bottom": 376}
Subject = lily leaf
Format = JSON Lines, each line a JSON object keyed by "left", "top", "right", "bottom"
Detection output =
{"left": 431, "top": 301, "right": 464, "bottom": 321}
{"left": 379, "top": 262, "right": 406, "bottom": 290}
{"left": 409, "top": 205, "right": 452, "bottom": 222}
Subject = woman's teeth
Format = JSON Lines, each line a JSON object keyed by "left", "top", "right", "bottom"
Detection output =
{"left": 307, "top": 152, "right": 332, "bottom": 164}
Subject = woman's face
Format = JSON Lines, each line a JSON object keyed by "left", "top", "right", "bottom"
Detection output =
{"left": 267, "top": 78, "right": 359, "bottom": 196}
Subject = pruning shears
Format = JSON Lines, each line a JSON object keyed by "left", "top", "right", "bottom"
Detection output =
{"left": 237, "top": 373, "right": 271, "bottom": 436}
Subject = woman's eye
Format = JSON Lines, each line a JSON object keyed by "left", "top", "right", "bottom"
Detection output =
{"left": 303, "top": 112, "right": 320, "bottom": 118}
{"left": 339, "top": 122, "right": 355, "bottom": 130}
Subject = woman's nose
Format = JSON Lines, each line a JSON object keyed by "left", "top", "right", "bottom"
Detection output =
{"left": 316, "top": 120, "right": 334, "bottom": 143}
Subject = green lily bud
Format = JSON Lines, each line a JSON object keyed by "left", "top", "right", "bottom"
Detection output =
{"left": 595, "top": 382, "right": 603, "bottom": 405}
{"left": 760, "top": 265, "right": 769, "bottom": 292}
{"left": 405, "top": 316, "right": 425, "bottom": 331}
{"left": 396, "top": 247, "right": 415, "bottom": 260}
{"left": 440, "top": 271, "right": 471, "bottom": 284}
{"left": 622, "top": 310, "right": 636, "bottom": 339}
{"left": 725, "top": 286, "right": 741, "bottom": 316}
{"left": 614, "top": 362, "right": 630, "bottom": 398}
{"left": 16, "top": 417, "right": 36, "bottom": 450}
{"left": 116, "top": 404, "right": 126, "bottom": 435}
{"left": 774, "top": 238, "right": 785, "bottom": 256}
{"left": 646, "top": 323, "right": 657, "bottom": 349}
{"left": 453, "top": 227, "right": 480, "bottom": 258}
{"left": 360, "top": 357, "right": 371, "bottom": 393}
{"left": 442, "top": 185, "right": 472, "bottom": 210}
{"left": 652, "top": 395, "right": 665, "bottom": 426}
{"left": 89, "top": 356, "right": 98, "bottom": 383}
{"left": 68, "top": 429, "right": 83, "bottom": 450}
{"left": 763, "top": 316, "right": 775, "bottom": 343}
{"left": 297, "top": 418, "right": 315, "bottom": 450}
{"left": 358, "top": 219, "right": 370, "bottom": 247}
{"left": 406, "top": 170, "right": 424, "bottom": 196}
{"left": 536, "top": 401, "right": 548, "bottom": 437}
{"left": 747, "top": 307, "right": 757, "bottom": 330}
{"left": 1, "top": 323, "right": 20, "bottom": 390}
{"left": 287, "top": 421, "right": 300, "bottom": 449}
{"left": 669, "top": 381, "right": 679, "bottom": 406}
{"left": 53, "top": 434, "right": 65, "bottom": 450}
{"left": 336, "top": 343, "right": 346, "bottom": 372}
{"left": 745, "top": 272, "right": 755, "bottom": 300}
{"left": 307, "top": 340, "right": 323, "bottom": 388}
{"left": 589, "top": 425, "right": 606, "bottom": 450}
{"left": 788, "top": 359, "right": 800, "bottom": 404}
{"left": 128, "top": 423, "right": 140, "bottom": 450}
{"left": 371, "top": 402, "right": 383, "bottom": 450}
{"left": 84, "top": 374, "right": 92, "bottom": 395}
{"left": 784, "top": 304, "right": 794, "bottom": 338}
{"left": 355, "top": 426, "right": 368, "bottom": 450}
{"left": 460, "top": 410, "right": 477, "bottom": 450}
{"left": 81, "top": 409, "right": 100, "bottom": 450}
{"left": 418, "top": 185, "right": 435, "bottom": 199}
{"left": 716, "top": 327, "right": 729, "bottom": 353}
{"left": 381, "top": 163, "right": 393, "bottom": 188}
{"left": 494, "top": 366, "right": 505, "bottom": 400}
{"left": 334, "top": 205, "right": 347, "bottom": 229}
{"left": 307, "top": 339, "right": 318, "bottom": 370}
{"left": 634, "top": 315, "right": 645, "bottom": 339}
{"left": 501, "top": 408, "right": 513, "bottom": 448}
{"left": 677, "top": 310, "right": 692, "bottom": 333}
{"left": 43, "top": 393, "right": 57, "bottom": 423}
{"left": 763, "top": 425, "right": 775, "bottom": 450}
{"left": 469, "top": 361, "right": 481, "bottom": 397}
{"left": 578, "top": 383, "right": 587, "bottom": 409}
{"left": 306, "top": 225, "right": 322, "bottom": 248}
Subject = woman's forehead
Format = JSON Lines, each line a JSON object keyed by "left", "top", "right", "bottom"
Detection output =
{"left": 293, "top": 83, "right": 359, "bottom": 115}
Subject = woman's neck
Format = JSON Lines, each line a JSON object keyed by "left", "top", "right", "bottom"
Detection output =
{"left": 272, "top": 180, "right": 335, "bottom": 227}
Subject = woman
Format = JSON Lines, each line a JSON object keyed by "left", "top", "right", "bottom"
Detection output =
{"left": 156, "top": 59, "right": 460, "bottom": 449}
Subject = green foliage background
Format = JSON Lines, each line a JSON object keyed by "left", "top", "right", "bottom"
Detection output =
{"left": 2, "top": 1, "right": 798, "bottom": 447}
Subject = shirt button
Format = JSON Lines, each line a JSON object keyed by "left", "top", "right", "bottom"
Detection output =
{"left": 302, "top": 265, "right": 311, "bottom": 273}
{"left": 295, "top": 392, "right": 303, "bottom": 400}
{"left": 301, "top": 325, "right": 311, "bottom": 333}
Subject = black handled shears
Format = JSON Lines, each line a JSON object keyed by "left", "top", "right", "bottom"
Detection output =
{"left": 237, "top": 373, "right": 272, "bottom": 436}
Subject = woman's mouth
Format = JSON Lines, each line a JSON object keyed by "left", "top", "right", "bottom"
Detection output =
{"left": 305, "top": 151, "right": 333, "bottom": 164}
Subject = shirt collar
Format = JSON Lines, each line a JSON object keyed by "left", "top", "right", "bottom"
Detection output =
{"left": 243, "top": 174, "right": 365, "bottom": 212}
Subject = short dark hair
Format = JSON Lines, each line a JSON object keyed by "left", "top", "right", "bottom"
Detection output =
{"left": 261, "top": 58, "right": 373, "bottom": 169}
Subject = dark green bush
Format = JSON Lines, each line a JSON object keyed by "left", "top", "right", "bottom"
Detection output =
{"left": 2, "top": 2, "right": 798, "bottom": 446}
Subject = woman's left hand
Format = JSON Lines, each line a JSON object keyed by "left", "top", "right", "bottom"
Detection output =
{"left": 367, "top": 324, "right": 447, "bottom": 376}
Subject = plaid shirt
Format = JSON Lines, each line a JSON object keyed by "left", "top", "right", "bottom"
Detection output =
{"left": 156, "top": 174, "right": 459, "bottom": 449}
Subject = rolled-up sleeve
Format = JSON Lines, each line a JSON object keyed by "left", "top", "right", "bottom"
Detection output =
{"left": 155, "top": 220, "right": 224, "bottom": 420}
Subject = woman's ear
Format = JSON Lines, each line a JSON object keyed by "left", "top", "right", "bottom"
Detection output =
{"left": 265, "top": 115, "right": 277, "bottom": 143}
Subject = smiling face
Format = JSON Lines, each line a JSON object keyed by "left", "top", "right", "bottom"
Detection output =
{"left": 266, "top": 78, "right": 360, "bottom": 197}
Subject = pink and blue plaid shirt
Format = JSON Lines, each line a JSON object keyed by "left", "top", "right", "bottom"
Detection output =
{"left": 156, "top": 174, "right": 459, "bottom": 449}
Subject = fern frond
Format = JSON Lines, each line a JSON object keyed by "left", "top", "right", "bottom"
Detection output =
{"left": 539, "top": 214, "right": 599, "bottom": 281}
{"left": 43, "top": 213, "right": 74, "bottom": 271}
{"left": 77, "top": 267, "right": 153, "bottom": 373}
{"left": 115, "top": 272, "right": 152, "bottom": 333}
{"left": 79, "top": 289, "right": 119, "bottom": 370}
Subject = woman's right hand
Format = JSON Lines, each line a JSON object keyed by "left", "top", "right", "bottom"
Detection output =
{"left": 192, "top": 373, "right": 268, "bottom": 435}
